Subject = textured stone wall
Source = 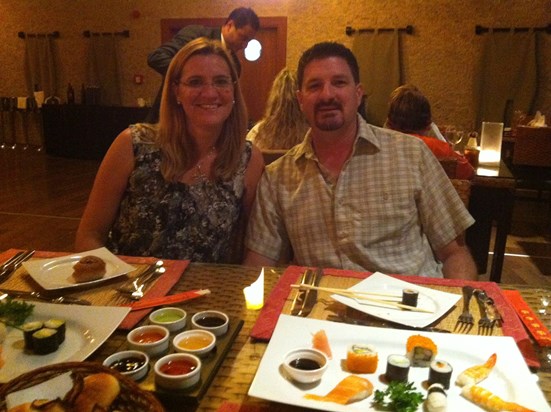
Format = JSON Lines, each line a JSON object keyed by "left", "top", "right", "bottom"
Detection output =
{"left": 1, "top": 0, "right": 549, "bottom": 130}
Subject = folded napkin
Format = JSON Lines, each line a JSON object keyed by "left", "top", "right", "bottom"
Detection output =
{"left": 250, "top": 266, "right": 539, "bottom": 368}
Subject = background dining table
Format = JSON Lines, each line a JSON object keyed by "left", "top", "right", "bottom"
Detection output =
{"left": 84, "top": 262, "right": 551, "bottom": 412}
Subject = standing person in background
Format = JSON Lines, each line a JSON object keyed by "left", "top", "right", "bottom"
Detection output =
{"left": 244, "top": 42, "right": 477, "bottom": 280}
{"left": 145, "top": 7, "right": 260, "bottom": 123}
{"left": 76, "top": 38, "right": 264, "bottom": 262}
{"left": 384, "top": 84, "right": 475, "bottom": 180}
{"left": 247, "top": 68, "right": 309, "bottom": 150}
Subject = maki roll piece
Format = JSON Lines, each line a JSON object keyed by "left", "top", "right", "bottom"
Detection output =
{"left": 346, "top": 344, "right": 378, "bottom": 373}
{"left": 32, "top": 327, "right": 59, "bottom": 355}
{"left": 385, "top": 354, "right": 410, "bottom": 383}
{"left": 425, "top": 383, "right": 447, "bottom": 412}
{"left": 428, "top": 359, "right": 453, "bottom": 389}
{"left": 402, "top": 288, "right": 419, "bottom": 307}
{"left": 21, "top": 321, "right": 43, "bottom": 351}
{"left": 406, "top": 334, "right": 437, "bottom": 367}
{"left": 44, "top": 318, "right": 66, "bottom": 345}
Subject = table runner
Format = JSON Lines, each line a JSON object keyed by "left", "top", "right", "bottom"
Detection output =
{"left": 0, "top": 249, "right": 189, "bottom": 329}
{"left": 250, "top": 265, "right": 539, "bottom": 368}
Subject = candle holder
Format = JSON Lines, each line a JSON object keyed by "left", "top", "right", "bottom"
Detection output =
{"left": 243, "top": 268, "right": 264, "bottom": 310}
{"left": 479, "top": 122, "right": 504, "bottom": 165}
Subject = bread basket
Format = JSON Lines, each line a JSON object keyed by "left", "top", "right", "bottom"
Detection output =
{"left": 0, "top": 361, "right": 164, "bottom": 412}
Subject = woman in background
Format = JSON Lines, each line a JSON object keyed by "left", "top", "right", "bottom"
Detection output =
{"left": 247, "top": 68, "right": 309, "bottom": 150}
{"left": 385, "top": 84, "right": 475, "bottom": 180}
{"left": 75, "top": 38, "right": 264, "bottom": 262}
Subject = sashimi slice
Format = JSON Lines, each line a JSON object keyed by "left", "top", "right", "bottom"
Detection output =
{"left": 312, "top": 329, "right": 332, "bottom": 359}
{"left": 305, "top": 375, "right": 373, "bottom": 405}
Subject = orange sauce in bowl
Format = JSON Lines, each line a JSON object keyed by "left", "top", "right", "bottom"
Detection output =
{"left": 160, "top": 359, "right": 197, "bottom": 375}
{"left": 134, "top": 331, "right": 165, "bottom": 344}
{"left": 177, "top": 335, "right": 213, "bottom": 350}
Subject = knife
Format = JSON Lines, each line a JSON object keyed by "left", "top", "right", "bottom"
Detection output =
{"left": 0, "top": 289, "right": 91, "bottom": 305}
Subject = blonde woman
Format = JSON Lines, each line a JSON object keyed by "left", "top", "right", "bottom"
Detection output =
{"left": 247, "top": 68, "right": 309, "bottom": 150}
{"left": 76, "top": 38, "right": 264, "bottom": 262}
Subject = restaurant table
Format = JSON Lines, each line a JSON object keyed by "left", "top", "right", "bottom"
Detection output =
{"left": 81, "top": 262, "right": 551, "bottom": 411}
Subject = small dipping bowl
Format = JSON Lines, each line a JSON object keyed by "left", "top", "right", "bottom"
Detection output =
{"left": 154, "top": 353, "right": 202, "bottom": 390}
{"left": 173, "top": 329, "right": 216, "bottom": 357}
{"left": 127, "top": 325, "right": 169, "bottom": 357}
{"left": 191, "top": 310, "right": 229, "bottom": 336}
{"left": 282, "top": 348, "right": 328, "bottom": 384}
{"left": 103, "top": 350, "right": 149, "bottom": 381}
{"left": 149, "top": 307, "right": 187, "bottom": 332}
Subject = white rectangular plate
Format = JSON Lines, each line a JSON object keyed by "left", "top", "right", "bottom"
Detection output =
{"left": 248, "top": 315, "right": 550, "bottom": 412}
{"left": 331, "top": 272, "right": 461, "bottom": 328}
{"left": 0, "top": 301, "right": 130, "bottom": 383}
{"left": 23, "top": 247, "right": 135, "bottom": 290}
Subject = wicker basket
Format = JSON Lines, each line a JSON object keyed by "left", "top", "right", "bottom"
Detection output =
{"left": 513, "top": 126, "right": 551, "bottom": 167}
{"left": 0, "top": 362, "right": 164, "bottom": 412}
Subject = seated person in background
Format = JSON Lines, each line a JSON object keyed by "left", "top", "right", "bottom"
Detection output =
{"left": 75, "top": 38, "right": 264, "bottom": 262}
{"left": 244, "top": 42, "right": 477, "bottom": 280}
{"left": 384, "top": 84, "right": 475, "bottom": 180}
{"left": 246, "top": 68, "right": 309, "bottom": 150}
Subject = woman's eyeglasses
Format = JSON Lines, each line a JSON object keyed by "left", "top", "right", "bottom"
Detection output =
{"left": 178, "top": 77, "right": 235, "bottom": 92}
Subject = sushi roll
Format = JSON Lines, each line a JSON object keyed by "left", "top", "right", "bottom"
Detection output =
{"left": 346, "top": 344, "right": 378, "bottom": 373}
{"left": 385, "top": 354, "right": 410, "bottom": 383}
{"left": 402, "top": 288, "right": 419, "bottom": 307}
{"left": 425, "top": 383, "right": 447, "bottom": 412}
{"left": 44, "top": 318, "right": 66, "bottom": 345}
{"left": 428, "top": 359, "right": 453, "bottom": 389}
{"left": 32, "top": 327, "right": 59, "bottom": 355}
{"left": 21, "top": 321, "right": 43, "bottom": 350}
{"left": 406, "top": 334, "right": 437, "bottom": 367}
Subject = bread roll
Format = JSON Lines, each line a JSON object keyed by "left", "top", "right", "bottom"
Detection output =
{"left": 72, "top": 373, "right": 120, "bottom": 412}
{"left": 72, "top": 256, "right": 106, "bottom": 283}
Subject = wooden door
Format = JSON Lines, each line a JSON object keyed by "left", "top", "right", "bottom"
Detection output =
{"left": 160, "top": 17, "right": 287, "bottom": 124}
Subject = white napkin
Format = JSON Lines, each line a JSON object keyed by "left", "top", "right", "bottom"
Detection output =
{"left": 527, "top": 110, "right": 547, "bottom": 127}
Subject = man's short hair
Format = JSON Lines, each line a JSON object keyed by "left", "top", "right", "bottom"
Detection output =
{"left": 226, "top": 7, "right": 260, "bottom": 31}
{"left": 386, "top": 85, "right": 432, "bottom": 134}
{"left": 297, "top": 42, "right": 360, "bottom": 88}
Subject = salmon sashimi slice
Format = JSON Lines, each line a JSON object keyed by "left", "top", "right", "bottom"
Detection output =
{"left": 312, "top": 329, "right": 332, "bottom": 359}
{"left": 304, "top": 375, "right": 374, "bottom": 405}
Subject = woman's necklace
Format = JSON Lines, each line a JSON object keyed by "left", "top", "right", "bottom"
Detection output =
{"left": 192, "top": 146, "right": 216, "bottom": 183}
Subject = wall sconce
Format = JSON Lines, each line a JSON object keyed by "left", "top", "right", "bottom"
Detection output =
{"left": 479, "top": 122, "right": 504, "bottom": 165}
{"left": 243, "top": 267, "right": 264, "bottom": 310}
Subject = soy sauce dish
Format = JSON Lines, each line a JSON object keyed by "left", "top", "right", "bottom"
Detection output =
{"left": 154, "top": 353, "right": 202, "bottom": 390}
{"left": 282, "top": 348, "right": 329, "bottom": 383}
{"left": 127, "top": 325, "right": 170, "bottom": 357}
{"left": 149, "top": 307, "right": 187, "bottom": 332}
{"left": 191, "top": 310, "right": 229, "bottom": 336}
{"left": 103, "top": 350, "right": 149, "bottom": 381}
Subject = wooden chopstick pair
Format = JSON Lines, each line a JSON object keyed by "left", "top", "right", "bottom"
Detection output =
{"left": 289, "top": 284, "right": 433, "bottom": 313}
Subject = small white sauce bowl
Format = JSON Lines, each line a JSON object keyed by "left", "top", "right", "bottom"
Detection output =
{"left": 191, "top": 310, "right": 229, "bottom": 336}
{"left": 282, "top": 348, "right": 329, "bottom": 383}
{"left": 172, "top": 329, "right": 216, "bottom": 357}
{"left": 149, "top": 307, "right": 187, "bottom": 332}
{"left": 154, "top": 353, "right": 202, "bottom": 390}
{"left": 127, "top": 325, "right": 169, "bottom": 358}
{"left": 103, "top": 350, "right": 149, "bottom": 381}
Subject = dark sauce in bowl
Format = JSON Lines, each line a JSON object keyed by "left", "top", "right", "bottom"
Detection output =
{"left": 110, "top": 356, "right": 146, "bottom": 373}
{"left": 195, "top": 316, "right": 225, "bottom": 327}
{"left": 289, "top": 358, "right": 321, "bottom": 370}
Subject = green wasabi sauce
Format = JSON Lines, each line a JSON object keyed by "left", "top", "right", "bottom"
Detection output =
{"left": 154, "top": 312, "right": 182, "bottom": 323}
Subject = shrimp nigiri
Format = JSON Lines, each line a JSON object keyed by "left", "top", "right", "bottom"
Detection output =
{"left": 461, "top": 384, "right": 535, "bottom": 412}
{"left": 304, "top": 375, "right": 373, "bottom": 405}
{"left": 455, "top": 353, "right": 496, "bottom": 387}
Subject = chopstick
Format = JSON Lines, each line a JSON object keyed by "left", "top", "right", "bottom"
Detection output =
{"left": 290, "top": 284, "right": 433, "bottom": 314}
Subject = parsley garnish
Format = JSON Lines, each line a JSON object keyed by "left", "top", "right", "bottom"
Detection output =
{"left": 373, "top": 381, "right": 424, "bottom": 412}
{"left": 0, "top": 298, "right": 34, "bottom": 327}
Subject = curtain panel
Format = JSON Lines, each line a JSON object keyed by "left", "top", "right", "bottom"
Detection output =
{"left": 24, "top": 36, "right": 58, "bottom": 98}
{"left": 353, "top": 30, "right": 402, "bottom": 127}
{"left": 86, "top": 35, "right": 122, "bottom": 106}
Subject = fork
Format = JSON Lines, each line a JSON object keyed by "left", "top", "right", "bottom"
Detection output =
{"left": 454, "top": 285, "right": 474, "bottom": 333}
{"left": 475, "top": 289, "right": 494, "bottom": 335}
{"left": 117, "top": 264, "right": 165, "bottom": 300}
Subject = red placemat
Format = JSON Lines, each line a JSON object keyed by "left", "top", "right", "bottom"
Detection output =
{"left": 250, "top": 265, "right": 539, "bottom": 368}
{"left": 0, "top": 249, "right": 189, "bottom": 330}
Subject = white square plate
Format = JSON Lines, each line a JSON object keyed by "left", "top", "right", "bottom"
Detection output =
{"left": 0, "top": 301, "right": 130, "bottom": 383}
{"left": 249, "top": 315, "right": 550, "bottom": 412}
{"left": 23, "top": 247, "right": 135, "bottom": 290}
{"left": 331, "top": 272, "right": 461, "bottom": 328}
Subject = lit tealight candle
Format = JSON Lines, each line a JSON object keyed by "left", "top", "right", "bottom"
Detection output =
{"left": 244, "top": 268, "right": 264, "bottom": 310}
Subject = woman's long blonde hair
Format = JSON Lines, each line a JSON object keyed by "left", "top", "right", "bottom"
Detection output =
{"left": 253, "top": 68, "right": 309, "bottom": 150}
{"left": 157, "top": 37, "right": 248, "bottom": 181}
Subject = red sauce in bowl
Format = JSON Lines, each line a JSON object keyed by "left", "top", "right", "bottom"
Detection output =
{"left": 159, "top": 359, "right": 197, "bottom": 375}
{"left": 134, "top": 331, "right": 165, "bottom": 344}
